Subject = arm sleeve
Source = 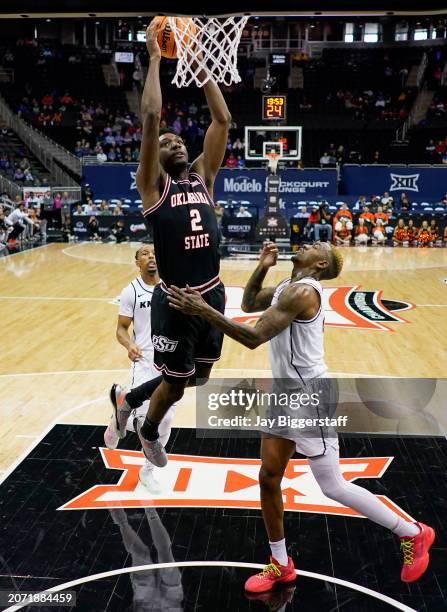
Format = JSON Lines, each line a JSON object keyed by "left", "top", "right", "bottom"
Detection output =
{"left": 118, "top": 284, "right": 136, "bottom": 318}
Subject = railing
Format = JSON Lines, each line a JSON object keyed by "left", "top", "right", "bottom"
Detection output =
{"left": 0, "top": 174, "right": 22, "bottom": 200}
{"left": 395, "top": 53, "right": 429, "bottom": 143}
{"left": 0, "top": 94, "right": 81, "bottom": 186}
{"left": 416, "top": 52, "right": 428, "bottom": 89}
{"left": 442, "top": 61, "right": 447, "bottom": 86}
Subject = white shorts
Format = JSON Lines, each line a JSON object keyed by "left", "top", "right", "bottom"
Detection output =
{"left": 127, "top": 356, "right": 176, "bottom": 432}
{"left": 261, "top": 376, "right": 339, "bottom": 458}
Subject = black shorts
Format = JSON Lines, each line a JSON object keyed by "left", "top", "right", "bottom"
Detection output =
{"left": 151, "top": 282, "right": 225, "bottom": 382}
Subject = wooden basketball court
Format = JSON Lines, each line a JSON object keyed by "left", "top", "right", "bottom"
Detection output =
{"left": 0, "top": 242, "right": 445, "bottom": 473}
{"left": 0, "top": 242, "right": 445, "bottom": 611}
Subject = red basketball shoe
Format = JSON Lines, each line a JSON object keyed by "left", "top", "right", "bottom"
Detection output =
{"left": 400, "top": 522, "right": 435, "bottom": 582}
{"left": 244, "top": 557, "right": 296, "bottom": 594}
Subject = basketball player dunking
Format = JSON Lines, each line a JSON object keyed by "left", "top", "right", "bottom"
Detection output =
{"left": 104, "top": 245, "right": 175, "bottom": 494}
{"left": 106, "top": 20, "right": 228, "bottom": 468}
{"left": 167, "top": 241, "right": 435, "bottom": 593}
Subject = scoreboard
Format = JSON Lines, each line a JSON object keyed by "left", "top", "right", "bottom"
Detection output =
{"left": 262, "top": 95, "right": 287, "bottom": 121}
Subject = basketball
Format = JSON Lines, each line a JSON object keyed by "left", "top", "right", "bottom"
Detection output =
{"left": 152, "top": 16, "right": 196, "bottom": 60}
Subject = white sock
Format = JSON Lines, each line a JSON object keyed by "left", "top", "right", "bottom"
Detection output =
{"left": 392, "top": 519, "right": 420, "bottom": 538}
{"left": 269, "top": 538, "right": 288, "bottom": 566}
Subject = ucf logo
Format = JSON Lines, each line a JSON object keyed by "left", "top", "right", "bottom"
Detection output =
{"left": 153, "top": 334, "right": 178, "bottom": 352}
{"left": 389, "top": 173, "right": 419, "bottom": 192}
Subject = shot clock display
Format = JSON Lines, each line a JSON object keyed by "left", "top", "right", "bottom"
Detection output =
{"left": 262, "top": 95, "right": 287, "bottom": 121}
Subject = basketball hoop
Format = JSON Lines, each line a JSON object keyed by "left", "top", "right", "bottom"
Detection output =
{"left": 167, "top": 16, "right": 249, "bottom": 87}
{"left": 266, "top": 152, "right": 280, "bottom": 175}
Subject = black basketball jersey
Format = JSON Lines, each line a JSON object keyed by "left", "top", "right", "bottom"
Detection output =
{"left": 143, "top": 172, "right": 220, "bottom": 290}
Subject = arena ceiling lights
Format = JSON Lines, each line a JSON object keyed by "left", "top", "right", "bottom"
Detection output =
{"left": 5, "top": 0, "right": 447, "bottom": 18}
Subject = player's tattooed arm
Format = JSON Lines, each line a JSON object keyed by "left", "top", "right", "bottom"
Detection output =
{"left": 136, "top": 21, "right": 166, "bottom": 211}
{"left": 241, "top": 241, "right": 278, "bottom": 312}
{"left": 167, "top": 283, "right": 317, "bottom": 350}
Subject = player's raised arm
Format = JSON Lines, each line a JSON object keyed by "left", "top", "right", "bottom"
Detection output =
{"left": 190, "top": 71, "right": 232, "bottom": 195}
{"left": 136, "top": 21, "right": 167, "bottom": 212}
{"left": 241, "top": 241, "right": 278, "bottom": 313}
{"left": 167, "top": 283, "right": 316, "bottom": 350}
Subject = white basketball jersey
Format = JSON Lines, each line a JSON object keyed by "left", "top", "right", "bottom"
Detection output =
{"left": 268, "top": 277, "right": 327, "bottom": 380}
{"left": 119, "top": 277, "right": 157, "bottom": 359}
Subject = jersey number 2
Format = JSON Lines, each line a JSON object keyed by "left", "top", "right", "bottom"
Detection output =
{"left": 190, "top": 209, "right": 203, "bottom": 232}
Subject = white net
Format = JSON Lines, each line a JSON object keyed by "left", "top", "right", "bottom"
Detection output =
{"left": 167, "top": 16, "right": 249, "bottom": 88}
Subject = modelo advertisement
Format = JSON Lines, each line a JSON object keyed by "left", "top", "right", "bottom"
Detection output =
{"left": 214, "top": 169, "right": 338, "bottom": 206}
{"left": 82, "top": 165, "right": 338, "bottom": 204}
{"left": 340, "top": 165, "right": 447, "bottom": 199}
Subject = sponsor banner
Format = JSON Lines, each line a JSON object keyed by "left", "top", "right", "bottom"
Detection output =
{"left": 82, "top": 165, "right": 337, "bottom": 204}
{"left": 59, "top": 447, "right": 412, "bottom": 519}
{"left": 341, "top": 165, "right": 447, "bottom": 198}
{"left": 71, "top": 215, "right": 149, "bottom": 240}
{"left": 83, "top": 164, "right": 139, "bottom": 200}
{"left": 214, "top": 168, "right": 337, "bottom": 206}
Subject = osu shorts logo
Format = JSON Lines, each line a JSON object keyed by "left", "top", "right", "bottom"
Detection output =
{"left": 60, "top": 449, "right": 413, "bottom": 522}
{"left": 153, "top": 334, "right": 178, "bottom": 352}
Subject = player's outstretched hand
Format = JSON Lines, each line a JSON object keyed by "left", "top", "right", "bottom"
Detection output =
{"left": 259, "top": 241, "right": 279, "bottom": 269}
{"left": 146, "top": 20, "right": 162, "bottom": 60}
{"left": 167, "top": 285, "right": 207, "bottom": 315}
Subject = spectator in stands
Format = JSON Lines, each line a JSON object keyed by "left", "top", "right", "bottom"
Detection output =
{"left": 354, "top": 195, "right": 367, "bottom": 211}
{"left": 13, "top": 168, "right": 25, "bottom": 182}
{"left": 88, "top": 216, "right": 101, "bottom": 241}
{"left": 372, "top": 217, "right": 387, "bottom": 246}
{"left": 225, "top": 152, "right": 237, "bottom": 169}
{"left": 97, "top": 147, "right": 107, "bottom": 163}
{"left": 417, "top": 220, "right": 433, "bottom": 247}
{"left": 371, "top": 150, "right": 382, "bottom": 164}
{"left": 236, "top": 156, "right": 245, "bottom": 169}
{"left": 232, "top": 138, "right": 244, "bottom": 154}
{"left": 393, "top": 219, "right": 409, "bottom": 247}
{"left": 429, "top": 219, "right": 441, "bottom": 246}
{"left": 399, "top": 193, "right": 410, "bottom": 212}
{"left": 99, "top": 200, "right": 111, "bottom": 215}
{"left": 354, "top": 217, "right": 370, "bottom": 245}
{"left": 381, "top": 192, "right": 393, "bottom": 208}
{"left": 407, "top": 219, "right": 418, "bottom": 246}
{"left": 41, "top": 190, "right": 52, "bottom": 211}
{"left": 335, "top": 219, "right": 352, "bottom": 246}
{"left": 374, "top": 205, "right": 388, "bottom": 227}
{"left": 310, "top": 204, "right": 332, "bottom": 242}
{"left": 333, "top": 202, "right": 352, "bottom": 225}
{"left": 425, "top": 139, "right": 436, "bottom": 162}
{"left": 319, "top": 152, "right": 331, "bottom": 168}
{"left": 84, "top": 198, "right": 94, "bottom": 215}
{"left": 108, "top": 219, "right": 128, "bottom": 243}
{"left": 236, "top": 206, "right": 252, "bottom": 218}
{"left": 113, "top": 203, "right": 123, "bottom": 216}
{"left": 444, "top": 225, "right": 447, "bottom": 246}
{"left": 73, "top": 204, "right": 83, "bottom": 215}
{"left": 359, "top": 205, "right": 375, "bottom": 231}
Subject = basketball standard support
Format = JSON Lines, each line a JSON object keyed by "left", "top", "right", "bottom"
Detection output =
{"left": 256, "top": 164, "right": 290, "bottom": 241}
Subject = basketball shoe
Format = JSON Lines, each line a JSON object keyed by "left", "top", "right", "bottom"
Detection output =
{"left": 139, "top": 463, "right": 163, "bottom": 495}
{"left": 244, "top": 557, "right": 296, "bottom": 594}
{"left": 400, "top": 522, "right": 435, "bottom": 582}
{"left": 245, "top": 584, "right": 296, "bottom": 609}
{"left": 103, "top": 423, "right": 119, "bottom": 450}
{"left": 136, "top": 419, "right": 168, "bottom": 468}
{"left": 108, "top": 383, "right": 132, "bottom": 439}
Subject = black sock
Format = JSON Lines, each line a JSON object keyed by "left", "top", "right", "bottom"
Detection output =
{"left": 141, "top": 418, "right": 160, "bottom": 441}
{"left": 126, "top": 375, "right": 163, "bottom": 409}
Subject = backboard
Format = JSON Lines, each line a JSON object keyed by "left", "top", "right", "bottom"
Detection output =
{"left": 245, "top": 126, "right": 302, "bottom": 161}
